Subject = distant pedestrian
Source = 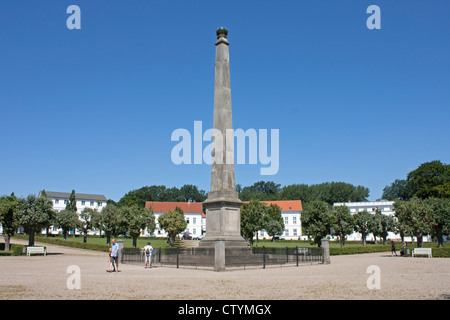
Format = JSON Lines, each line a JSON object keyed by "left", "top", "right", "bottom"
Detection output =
{"left": 391, "top": 240, "right": 397, "bottom": 256}
{"left": 143, "top": 242, "right": 153, "bottom": 268}
{"left": 400, "top": 242, "right": 407, "bottom": 256}
{"left": 110, "top": 239, "right": 120, "bottom": 272}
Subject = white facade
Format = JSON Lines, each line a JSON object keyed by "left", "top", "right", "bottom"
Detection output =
{"left": 333, "top": 201, "right": 430, "bottom": 243}
{"left": 43, "top": 191, "right": 107, "bottom": 235}
{"left": 144, "top": 211, "right": 203, "bottom": 238}
{"left": 242, "top": 201, "right": 305, "bottom": 241}
{"left": 145, "top": 202, "right": 204, "bottom": 239}
{"left": 256, "top": 211, "right": 304, "bottom": 240}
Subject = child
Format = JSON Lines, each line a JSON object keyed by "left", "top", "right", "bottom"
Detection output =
{"left": 107, "top": 248, "right": 115, "bottom": 272}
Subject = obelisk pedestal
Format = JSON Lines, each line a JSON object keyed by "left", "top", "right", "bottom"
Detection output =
{"left": 199, "top": 28, "right": 248, "bottom": 271}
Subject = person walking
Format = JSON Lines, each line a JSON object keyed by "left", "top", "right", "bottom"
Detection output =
{"left": 391, "top": 240, "right": 397, "bottom": 256}
{"left": 110, "top": 239, "right": 120, "bottom": 272}
{"left": 143, "top": 242, "right": 153, "bottom": 268}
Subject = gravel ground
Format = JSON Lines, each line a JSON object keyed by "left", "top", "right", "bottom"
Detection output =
{"left": 1, "top": 238, "right": 449, "bottom": 300}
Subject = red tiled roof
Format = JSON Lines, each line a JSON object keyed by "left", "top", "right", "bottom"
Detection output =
{"left": 145, "top": 201, "right": 203, "bottom": 214}
{"left": 244, "top": 200, "right": 302, "bottom": 212}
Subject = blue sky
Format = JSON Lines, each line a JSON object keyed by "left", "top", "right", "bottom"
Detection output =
{"left": 0, "top": 0, "right": 449, "bottom": 202}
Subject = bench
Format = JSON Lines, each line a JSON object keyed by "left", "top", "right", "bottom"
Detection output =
{"left": 26, "top": 247, "right": 47, "bottom": 256}
{"left": 412, "top": 248, "right": 432, "bottom": 258}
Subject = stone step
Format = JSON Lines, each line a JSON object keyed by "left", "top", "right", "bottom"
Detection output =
{"left": 180, "top": 240, "right": 200, "bottom": 248}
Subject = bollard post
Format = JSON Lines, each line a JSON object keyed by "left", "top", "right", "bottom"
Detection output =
{"left": 263, "top": 246, "right": 266, "bottom": 269}
{"left": 321, "top": 239, "right": 331, "bottom": 264}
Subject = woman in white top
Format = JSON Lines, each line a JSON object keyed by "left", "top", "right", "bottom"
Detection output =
{"left": 143, "top": 242, "right": 153, "bottom": 268}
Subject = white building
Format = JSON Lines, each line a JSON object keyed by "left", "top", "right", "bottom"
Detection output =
{"left": 249, "top": 200, "right": 305, "bottom": 241}
{"left": 333, "top": 200, "right": 430, "bottom": 243}
{"left": 42, "top": 191, "right": 107, "bottom": 235}
{"left": 145, "top": 201, "right": 203, "bottom": 238}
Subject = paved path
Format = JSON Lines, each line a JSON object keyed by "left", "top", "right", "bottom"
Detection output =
{"left": 1, "top": 238, "right": 449, "bottom": 300}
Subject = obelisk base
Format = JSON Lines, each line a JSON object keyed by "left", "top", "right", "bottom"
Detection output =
{"left": 199, "top": 198, "right": 249, "bottom": 271}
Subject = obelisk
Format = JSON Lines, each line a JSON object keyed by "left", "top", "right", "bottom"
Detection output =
{"left": 200, "top": 28, "right": 248, "bottom": 270}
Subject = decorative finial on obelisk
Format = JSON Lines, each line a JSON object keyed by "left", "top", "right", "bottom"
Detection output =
{"left": 215, "top": 27, "right": 230, "bottom": 45}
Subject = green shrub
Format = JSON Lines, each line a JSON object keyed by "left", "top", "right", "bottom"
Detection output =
{"left": 330, "top": 245, "right": 391, "bottom": 255}
{"left": 0, "top": 243, "right": 27, "bottom": 256}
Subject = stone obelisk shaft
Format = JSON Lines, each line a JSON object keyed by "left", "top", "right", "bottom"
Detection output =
{"left": 207, "top": 29, "right": 239, "bottom": 202}
{"left": 200, "top": 29, "right": 247, "bottom": 262}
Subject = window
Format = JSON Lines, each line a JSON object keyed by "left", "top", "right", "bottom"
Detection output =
{"left": 284, "top": 217, "right": 288, "bottom": 225}
{"left": 186, "top": 218, "right": 190, "bottom": 224}
{"left": 64, "top": 200, "right": 67, "bottom": 205}
{"left": 293, "top": 217, "right": 297, "bottom": 224}
{"left": 193, "top": 218, "right": 196, "bottom": 225}
{"left": 55, "top": 199, "right": 59, "bottom": 204}
{"left": 81, "top": 201, "right": 85, "bottom": 205}
{"left": 193, "top": 228, "right": 196, "bottom": 235}
{"left": 284, "top": 229, "right": 289, "bottom": 236}
{"left": 293, "top": 229, "right": 297, "bottom": 236}
{"left": 90, "top": 202, "right": 94, "bottom": 206}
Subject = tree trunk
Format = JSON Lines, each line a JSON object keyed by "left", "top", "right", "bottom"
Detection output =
{"left": 28, "top": 232, "right": 35, "bottom": 247}
{"left": 437, "top": 230, "right": 444, "bottom": 248}
{"left": 83, "top": 233, "right": 87, "bottom": 243}
{"left": 133, "top": 236, "right": 137, "bottom": 248}
{"left": 362, "top": 234, "right": 367, "bottom": 247}
{"left": 339, "top": 233, "right": 345, "bottom": 247}
{"left": 417, "top": 233, "right": 423, "bottom": 248}
{"left": 4, "top": 234, "right": 10, "bottom": 251}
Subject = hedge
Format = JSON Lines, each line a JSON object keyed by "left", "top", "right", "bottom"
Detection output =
{"left": 12, "top": 234, "right": 110, "bottom": 252}
{"left": 330, "top": 245, "right": 450, "bottom": 257}
{"left": 0, "top": 243, "right": 28, "bottom": 256}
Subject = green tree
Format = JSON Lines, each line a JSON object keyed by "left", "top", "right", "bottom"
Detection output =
{"left": 301, "top": 200, "right": 332, "bottom": 247}
{"left": 118, "top": 185, "right": 207, "bottom": 207}
{"left": 239, "top": 181, "right": 281, "bottom": 201}
{"left": 0, "top": 193, "right": 19, "bottom": 251}
{"left": 66, "top": 189, "right": 77, "bottom": 212}
{"left": 16, "top": 194, "right": 54, "bottom": 246}
{"left": 425, "top": 197, "right": 450, "bottom": 248}
{"left": 79, "top": 207, "right": 98, "bottom": 243}
{"left": 120, "top": 206, "right": 156, "bottom": 247}
{"left": 240, "top": 200, "right": 267, "bottom": 245}
{"left": 394, "top": 198, "right": 431, "bottom": 248}
{"left": 179, "top": 184, "right": 207, "bottom": 202}
{"left": 331, "top": 205, "right": 354, "bottom": 247}
{"left": 353, "top": 209, "right": 373, "bottom": 247}
{"left": 99, "top": 204, "right": 121, "bottom": 245}
{"left": 55, "top": 209, "right": 80, "bottom": 240}
{"left": 158, "top": 207, "right": 187, "bottom": 247}
{"left": 263, "top": 203, "right": 285, "bottom": 242}
{"left": 407, "top": 160, "right": 450, "bottom": 199}
{"left": 375, "top": 209, "right": 396, "bottom": 246}
{"left": 278, "top": 184, "right": 311, "bottom": 202}
{"left": 382, "top": 179, "right": 412, "bottom": 201}
{"left": 39, "top": 190, "right": 56, "bottom": 238}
